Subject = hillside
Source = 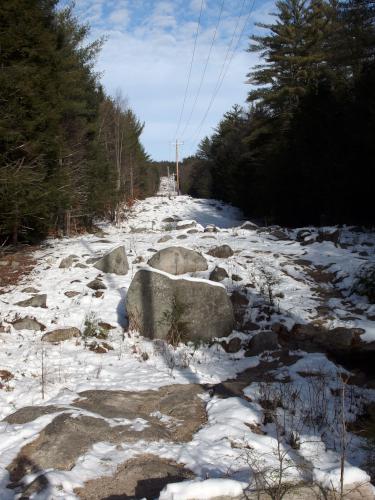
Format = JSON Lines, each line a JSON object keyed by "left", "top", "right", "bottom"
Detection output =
{"left": 0, "top": 178, "right": 374, "bottom": 499}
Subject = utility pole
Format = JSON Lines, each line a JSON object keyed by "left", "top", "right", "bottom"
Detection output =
{"left": 174, "top": 139, "right": 183, "bottom": 195}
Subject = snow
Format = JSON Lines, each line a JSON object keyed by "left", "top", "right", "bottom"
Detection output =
{"left": 0, "top": 177, "right": 374, "bottom": 498}
{"left": 159, "top": 478, "right": 247, "bottom": 499}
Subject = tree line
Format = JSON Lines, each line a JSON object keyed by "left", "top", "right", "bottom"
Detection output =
{"left": 181, "top": 0, "right": 374, "bottom": 226}
{"left": 0, "top": 0, "right": 159, "bottom": 245}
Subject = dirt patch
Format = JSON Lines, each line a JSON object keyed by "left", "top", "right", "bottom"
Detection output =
{"left": 0, "top": 246, "right": 38, "bottom": 290}
{"left": 75, "top": 455, "right": 194, "bottom": 500}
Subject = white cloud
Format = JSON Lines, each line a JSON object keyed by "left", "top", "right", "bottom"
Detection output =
{"left": 108, "top": 8, "right": 130, "bottom": 27}
{"left": 190, "top": 0, "right": 206, "bottom": 12}
{"left": 68, "top": 0, "right": 263, "bottom": 160}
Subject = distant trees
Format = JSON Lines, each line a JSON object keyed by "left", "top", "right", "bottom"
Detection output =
{"left": 183, "top": 0, "right": 374, "bottom": 226}
{"left": 0, "top": 1, "right": 158, "bottom": 244}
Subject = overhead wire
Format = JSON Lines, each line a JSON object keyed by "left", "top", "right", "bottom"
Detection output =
{"left": 180, "top": 0, "right": 225, "bottom": 140}
{"left": 188, "top": 0, "right": 257, "bottom": 152}
{"left": 174, "top": 0, "right": 205, "bottom": 141}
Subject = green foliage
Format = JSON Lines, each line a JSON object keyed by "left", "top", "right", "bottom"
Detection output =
{"left": 0, "top": 1, "right": 158, "bottom": 244}
{"left": 185, "top": 0, "right": 374, "bottom": 227}
{"left": 82, "top": 313, "right": 108, "bottom": 343}
{"left": 352, "top": 264, "right": 375, "bottom": 304}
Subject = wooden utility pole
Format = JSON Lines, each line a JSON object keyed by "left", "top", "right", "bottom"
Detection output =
{"left": 174, "top": 139, "right": 183, "bottom": 195}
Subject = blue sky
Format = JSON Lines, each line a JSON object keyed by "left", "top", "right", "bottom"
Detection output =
{"left": 59, "top": 0, "right": 274, "bottom": 160}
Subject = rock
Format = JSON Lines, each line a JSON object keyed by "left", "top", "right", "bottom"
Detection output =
{"left": 74, "top": 263, "right": 87, "bottom": 268}
{"left": 245, "top": 331, "right": 280, "bottom": 356}
{"left": 317, "top": 228, "right": 340, "bottom": 245}
{"left": 4, "top": 405, "right": 62, "bottom": 425}
{"left": 126, "top": 269, "right": 234, "bottom": 342}
{"left": 6, "top": 385, "right": 206, "bottom": 487}
{"left": 158, "top": 235, "right": 173, "bottom": 243}
{"left": 85, "top": 257, "right": 101, "bottom": 264}
{"left": 59, "top": 255, "right": 78, "bottom": 269}
{"left": 241, "top": 221, "right": 258, "bottom": 230}
{"left": 98, "top": 322, "right": 115, "bottom": 331}
{"left": 16, "top": 294, "right": 47, "bottom": 308}
{"left": 162, "top": 217, "right": 176, "bottom": 223}
{"left": 287, "top": 324, "right": 364, "bottom": 351}
{"left": 148, "top": 248, "right": 157, "bottom": 252}
{"left": 243, "top": 320, "right": 260, "bottom": 332}
{"left": 176, "top": 220, "right": 196, "bottom": 230}
{"left": 87, "top": 279, "right": 107, "bottom": 291}
{"left": 209, "top": 267, "right": 229, "bottom": 282}
{"left": 187, "top": 229, "right": 199, "bottom": 234}
{"left": 93, "top": 246, "right": 129, "bottom": 275}
{"left": 148, "top": 247, "right": 208, "bottom": 275}
{"left": 21, "top": 287, "right": 39, "bottom": 293}
{"left": 230, "top": 291, "right": 249, "bottom": 306}
{"left": 177, "top": 234, "right": 188, "bottom": 239}
{"left": 93, "top": 290, "right": 104, "bottom": 298}
{"left": 42, "top": 327, "right": 80, "bottom": 343}
{"left": 130, "top": 226, "right": 149, "bottom": 233}
{"left": 207, "top": 245, "right": 234, "bottom": 258}
{"left": 221, "top": 337, "right": 242, "bottom": 353}
{"left": 296, "top": 229, "right": 312, "bottom": 242}
{"left": 231, "top": 274, "right": 243, "bottom": 282}
{"left": 12, "top": 317, "right": 45, "bottom": 331}
{"left": 269, "top": 229, "right": 290, "bottom": 240}
{"left": 200, "top": 235, "right": 216, "bottom": 239}
{"left": 76, "top": 456, "right": 194, "bottom": 500}
{"left": 64, "top": 291, "right": 80, "bottom": 298}
{"left": 204, "top": 225, "right": 219, "bottom": 233}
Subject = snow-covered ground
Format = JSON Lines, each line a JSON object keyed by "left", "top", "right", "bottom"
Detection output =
{"left": 0, "top": 178, "right": 374, "bottom": 499}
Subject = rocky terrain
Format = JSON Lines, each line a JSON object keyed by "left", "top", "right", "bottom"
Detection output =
{"left": 0, "top": 177, "right": 374, "bottom": 499}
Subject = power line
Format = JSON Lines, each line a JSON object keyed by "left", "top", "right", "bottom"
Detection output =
{"left": 174, "top": 0, "right": 205, "bottom": 140}
{"left": 188, "top": 0, "right": 257, "bottom": 152}
{"left": 180, "top": 0, "right": 225, "bottom": 140}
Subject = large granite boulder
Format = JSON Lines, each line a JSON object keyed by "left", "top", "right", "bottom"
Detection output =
{"left": 93, "top": 246, "right": 129, "bottom": 275}
{"left": 126, "top": 269, "right": 234, "bottom": 342}
{"left": 148, "top": 246, "right": 208, "bottom": 275}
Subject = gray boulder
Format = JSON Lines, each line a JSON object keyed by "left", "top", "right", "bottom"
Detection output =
{"left": 94, "top": 246, "right": 129, "bottom": 275}
{"left": 59, "top": 255, "right": 78, "bottom": 269}
{"left": 16, "top": 294, "right": 47, "bottom": 308}
{"left": 126, "top": 269, "right": 234, "bottom": 342}
{"left": 42, "top": 327, "right": 80, "bottom": 343}
{"left": 148, "top": 247, "right": 208, "bottom": 275}
{"left": 12, "top": 317, "right": 45, "bottom": 331}
{"left": 87, "top": 279, "right": 107, "bottom": 291}
{"left": 209, "top": 267, "right": 228, "bottom": 282}
{"left": 245, "top": 331, "right": 279, "bottom": 356}
{"left": 207, "top": 245, "right": 234, "bottom": 258}
{"left": 241, "top": 221, "right": 258, "bottom": 230}
{"left": 176, "top": 220, "right": 196, "bottom": 230}
{"left": 158, "top": 235, "right": 173, "bottom": 243}
{"left": 204, "top": 225, "right": 219, "bottom": 233}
